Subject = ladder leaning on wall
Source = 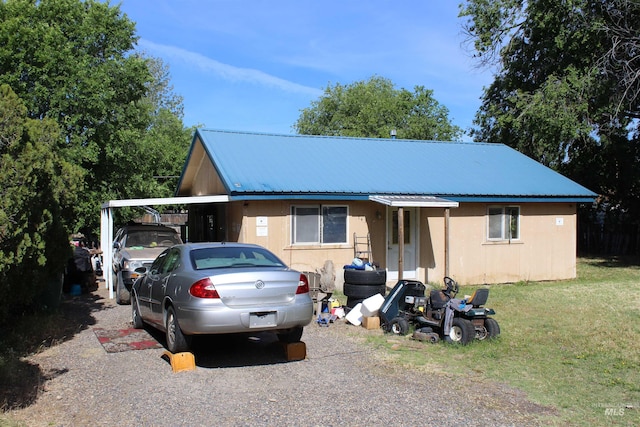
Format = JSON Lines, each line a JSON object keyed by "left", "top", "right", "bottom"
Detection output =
{"left": 353, "top": 232, "right": 372, "bottom": 263}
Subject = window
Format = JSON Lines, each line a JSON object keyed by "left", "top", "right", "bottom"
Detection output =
{"left": 162, "top": 249, "right": 181, "bottom": 273}
{"left": 149, "top": 249, "right": 180, "bottom": 275}
{"left": 191, "top": 246, "right": 285, "bottom": 270}
{"left": 487, "top": 206, "right": 520, "bottom": 241}
{"left": 149, "top": 250, "right": 168, "bottom": 275}
{"left": 291, "top": 205, "right": 348, "bottom": 244}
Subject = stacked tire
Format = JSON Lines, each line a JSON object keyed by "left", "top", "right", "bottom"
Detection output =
{"left": 343, "top": 269, "right": 387, "bottom": 308}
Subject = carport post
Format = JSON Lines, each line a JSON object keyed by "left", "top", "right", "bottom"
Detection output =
{"left": 100, "top": 206, "right": 114, "bottom": 299}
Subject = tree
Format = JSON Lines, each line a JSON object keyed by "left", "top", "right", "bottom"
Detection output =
{"left": 294, "top": 76, "right": 462, "bottom": 141}
{"left": 0, "top": 0, "right": 191, "bottom": 235}
{"left": 0, "top": 85, "right": 82, "bottom": 321}
{"left": 136, "top": 56, "right": 193, "bottom": 198}
{"left": 597, "top": 0, "right": 640, "bottom": 119}
{"left": 460, "top": 0, "right": 640, "bottom": 252}
{"left": 0, "top": 0, "right": 192, "bottom": 320}
{"left": 90, "top": 55, "right": 193, "bottom": 227}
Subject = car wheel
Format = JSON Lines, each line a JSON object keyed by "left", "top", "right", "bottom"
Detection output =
{"left": 165, "top": 306, "right": 190, "bottom": 353}
{"left": 116, "top": 271, "right": 131, "bottom": 305}
{"left": 485, "top": 318, "right": 501, "bottom": 339}
{"left": 445, "top": 318, "right": 475, "bottom": 345}
{"left": 343, "top": 269, "right": 387, "bottom": 285}
{"left": 277, "top": 326, "right": 303, "bottom": 343}
{"left": 387, "top": 317, "right": 410, "bottom": 335}
{"left": 111, "top": 269, "right": 116, "bottom": 293}
{"left": 343, "top": 283, "right": 386, "bottom": 299}
{"left": 131, "top": 295, "right": 144, "bottom": 329}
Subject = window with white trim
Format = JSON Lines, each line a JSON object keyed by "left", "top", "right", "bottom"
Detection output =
{"left": 291, "top": 205, "right": 348, "bottom": 244}
{"left": 487, "top": 206, "right": 520, "bottom": 241}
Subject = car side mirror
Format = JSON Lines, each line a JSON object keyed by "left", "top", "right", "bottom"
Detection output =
{"left": 134, "top": 266, "right": 148, "bottom": 275}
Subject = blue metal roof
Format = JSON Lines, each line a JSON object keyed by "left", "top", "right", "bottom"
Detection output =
{"left": 186, "top": 129, "right": 597, "bottom": 203}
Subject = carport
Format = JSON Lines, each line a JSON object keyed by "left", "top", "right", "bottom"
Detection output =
{"left": 100, "top": 195, "right": 229, "bottom": 299}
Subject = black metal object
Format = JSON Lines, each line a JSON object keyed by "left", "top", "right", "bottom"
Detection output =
{"left": 379, "top": 280, "right": 426, "bottom": 326}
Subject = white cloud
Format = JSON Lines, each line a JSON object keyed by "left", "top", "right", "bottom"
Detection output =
{"left": 138, "top": 39, "right": 323, "bottom": 97}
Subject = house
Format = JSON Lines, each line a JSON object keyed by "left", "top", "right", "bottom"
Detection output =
{"left": 174, "top": 129, "right": 596, "bottom": 287}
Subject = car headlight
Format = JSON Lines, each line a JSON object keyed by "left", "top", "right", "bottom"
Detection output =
{"left": 123, "top": 260, "right": 144, "bottom": 271}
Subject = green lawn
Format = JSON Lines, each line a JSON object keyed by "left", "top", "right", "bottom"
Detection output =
{"left": 360, "top": 258, "right": 640, "bottom": 426}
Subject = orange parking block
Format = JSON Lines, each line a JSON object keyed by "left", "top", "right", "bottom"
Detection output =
{"left": 162, "top": 350, "right": 196, "bottom": 373}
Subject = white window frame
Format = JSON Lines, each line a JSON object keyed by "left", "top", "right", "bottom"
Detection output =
{"left": 291, "top": 204, "right": 348, "bottom": 245}
{"left": 487, "top": 205, "right": 520, "bottom": 241}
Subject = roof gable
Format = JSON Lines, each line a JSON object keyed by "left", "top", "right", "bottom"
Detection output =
{"left": 176, "top": 129, "right": 597, "bottom": 202}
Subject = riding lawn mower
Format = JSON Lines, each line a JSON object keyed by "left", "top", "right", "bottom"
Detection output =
{"left": 379, "top": 277, "right": 500, "bottom": 345}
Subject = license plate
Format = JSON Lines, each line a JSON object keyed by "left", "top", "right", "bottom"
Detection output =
{"left": 249, "top": 311, "right": 276, "bottom": 327}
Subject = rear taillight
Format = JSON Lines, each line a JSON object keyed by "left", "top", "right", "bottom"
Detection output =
{"left": 296, "top": 273, "right": 310, "bottom": 295}
{"left": 189, "top": 278, "right": 220, "bottom": 298}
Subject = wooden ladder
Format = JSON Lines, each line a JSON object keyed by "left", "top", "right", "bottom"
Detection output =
{"left": 353, "top": 232, "right": 373, "bottom": 263}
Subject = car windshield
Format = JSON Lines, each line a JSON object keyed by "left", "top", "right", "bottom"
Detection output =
{"left": 190, "top": 246, "right": 286, "bottom": 270}
{"left": 125, "top": 230, "right": 181, "bottom": 248}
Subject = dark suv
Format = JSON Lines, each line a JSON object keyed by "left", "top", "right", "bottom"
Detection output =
{"left": 112, "top": 223, "right": 183, "bottom": 304}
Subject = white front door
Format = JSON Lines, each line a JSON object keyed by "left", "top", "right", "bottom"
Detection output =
{"left": 386, "top": 207, "right": 418, "bottom": 280}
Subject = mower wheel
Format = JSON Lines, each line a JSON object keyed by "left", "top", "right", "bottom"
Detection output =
{"left": 445, "top": 318, "right": 475, "bottom": 345}
{"left": 387, "top": 317, "right": 410, "bottom": 336}
{"left": 485, "top": 318, "right": 501, "bottom": 339}
{"left": 412, "top": 330, "right": 440, "bottom": 343}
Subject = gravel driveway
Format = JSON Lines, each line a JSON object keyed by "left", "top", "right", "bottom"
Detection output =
{"left": 7, "top": 285, "right": 552, "bottom": 426}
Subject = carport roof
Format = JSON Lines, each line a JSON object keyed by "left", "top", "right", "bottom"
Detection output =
{"left": 176, "top": 129, "right": 597, "bottom": 203}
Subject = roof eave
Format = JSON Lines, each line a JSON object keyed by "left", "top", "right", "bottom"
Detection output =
{"left": 226, "top": 192, "right": 597, "bottom": 204}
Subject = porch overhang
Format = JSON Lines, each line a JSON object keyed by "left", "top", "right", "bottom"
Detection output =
{"left": 369, "top": 195, "right": 459, "bottom": 208}
{"left": 369, "top": 195, "right": 458, "bottom": 281}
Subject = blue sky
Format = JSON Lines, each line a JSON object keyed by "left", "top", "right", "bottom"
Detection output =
{"left": 118, "top": 1, "right": 494, "bottom": 140}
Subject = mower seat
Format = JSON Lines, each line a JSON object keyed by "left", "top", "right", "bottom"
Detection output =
{"left": 430, "top": 289, "right": 448, "bottom": 309}
{"left": 467, "top": 288, "right": 489, "bottom": 307}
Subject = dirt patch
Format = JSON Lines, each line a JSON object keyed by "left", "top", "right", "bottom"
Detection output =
{"left": 0, "top": 289, "right": 107, "bottom": 411}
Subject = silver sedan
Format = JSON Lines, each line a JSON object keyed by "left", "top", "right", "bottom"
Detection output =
{"left": 131, "top": 242, "right": 314, "bottom": 353}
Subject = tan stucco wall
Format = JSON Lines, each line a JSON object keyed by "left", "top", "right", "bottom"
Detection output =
{"left": 422, "top": 202, "right": 577, "bottom": 285}
{"left": 223, "top": 200, "right": 385, "bottom": 290}
{"left": 215, "top": 200, "right": 578, "bottom": 288}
